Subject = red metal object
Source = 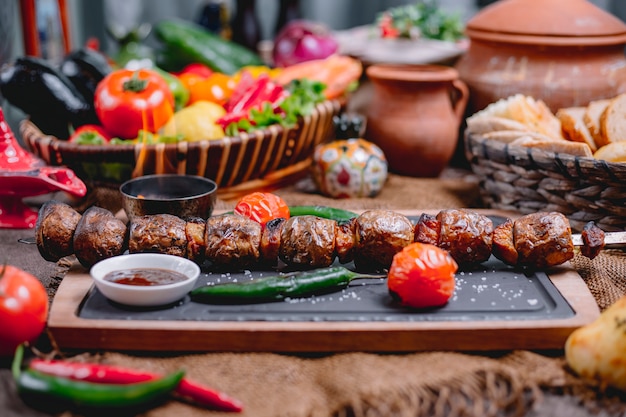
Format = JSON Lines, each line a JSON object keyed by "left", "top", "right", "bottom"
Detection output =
{"left": 0, "top": 108, "right": 86, "bottom": 229}
{"left": 19, "top": 0, "right": 72, "bottom": 57}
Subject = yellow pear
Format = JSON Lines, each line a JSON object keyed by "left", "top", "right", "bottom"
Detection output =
{"left": 161, "top": 101, "right": 226, "bottom": 142}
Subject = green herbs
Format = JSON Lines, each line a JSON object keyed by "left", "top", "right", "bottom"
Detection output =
{"left": 376, "top": 0, "right": 465, "bottom": 42}
{"left": 223, "top": 78, "right": 326, "bottom": 135}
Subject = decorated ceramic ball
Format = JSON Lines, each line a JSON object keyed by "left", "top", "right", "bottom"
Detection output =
{"left": 312, "top": 138, "right": 388, "bottom": 198}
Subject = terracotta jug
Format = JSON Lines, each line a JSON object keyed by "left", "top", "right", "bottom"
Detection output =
{"left": 455, "top": 0, "right": 626, "bottom": 114}
{"left": 364, "top": 64, "right": 468, "bottom": 177}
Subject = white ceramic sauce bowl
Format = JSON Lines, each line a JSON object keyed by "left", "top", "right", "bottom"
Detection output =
{"left": 90, "top": 253, "right": 200, "bottom": 307}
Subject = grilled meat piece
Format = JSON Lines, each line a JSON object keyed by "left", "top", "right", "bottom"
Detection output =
{"left": 129, "top": 214, "right": 187, "bottom": 258}
{"left": 205, "top": 213, "right": 262, "bottom": 268}
{"left": 514, "top": 211, "right": 574, "bottom": 268}
{"left": 437, "top": 209, "right": 493, "bottom": 265}
{"left": 354, "top": 210, "right": 414, "bottom": 270}
{"left": 414, "top": 213, "right": 440, "bottom": 246}
{"left": 581, "top": 221, "right": 605, "bottom": 260}
{"left": 32, "top": 202, "right": 608, "bottom": 272}
{"left": 279, "top": 215, "right": 337, "bottom": 268}
{"left": 492, "top": 218, "right": 518, "bottom": 266}
{"left": 73, "top": 206, "right": 127, "bottom": 268}
{"left": 35, "top": 200, "right": 82, "bottom": 262}
{"left": 260, "top": 217, "right": 286, "bottom": 265}
{"left": 335, "top": 218, "right": 357, "bottom": 264}
{"left": 185, "top": 217, "right": 206, "bottom": 264}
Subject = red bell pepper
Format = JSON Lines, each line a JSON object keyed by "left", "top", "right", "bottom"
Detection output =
{"left": 174, "top": 63, "right": 213, "bottom": 79}
{"left": 29, "top": 358, "right": 243, "bottom": 412}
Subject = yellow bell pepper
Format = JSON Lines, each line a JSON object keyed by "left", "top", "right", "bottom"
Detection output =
{"left": 234, "top": 65, "right": 282, "bottom": 81}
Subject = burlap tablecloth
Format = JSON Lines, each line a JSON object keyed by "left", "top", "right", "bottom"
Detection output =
{"left": 6, "top": 170, "right": 626, "bottom": 417}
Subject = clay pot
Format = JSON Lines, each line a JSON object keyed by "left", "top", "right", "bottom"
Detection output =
{"left": 364, "top": 64, "right": 469, "bottom": 177}
{"left": 455, "top": 0, "right": 626, "bottom": 114}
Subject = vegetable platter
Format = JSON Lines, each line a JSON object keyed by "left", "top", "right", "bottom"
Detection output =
{"left": 4, "top": 19, "right": 360, "bottom": 197}
{"left": 44, "top": 209, "right": 600, "bottom": 353}
{"left": 21, "top": 98, "right": 341, "bottom": 198}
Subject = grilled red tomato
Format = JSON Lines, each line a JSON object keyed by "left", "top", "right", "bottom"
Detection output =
{"left": 0, "top": 265, "right": 49, "bottom": 356}
{"left": 234, "top": 192, "right": 290, "bottom": 227}
{"left": 387, "top": 242, "right": 458, "bottom": 309}
{"left": 94, "top": 68, "right": 175, "bottom": 139}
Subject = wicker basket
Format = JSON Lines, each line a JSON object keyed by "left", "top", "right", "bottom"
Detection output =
{"left": 21, "top": 100, "right": 342, "bottom": 199}
{"left": 464, "top": 132, "right": 626, "bottom": 232}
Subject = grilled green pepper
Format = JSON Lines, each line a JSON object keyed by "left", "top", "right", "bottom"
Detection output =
{"left": 154, "top": 19, "right": 264, "bottom": 74}
{"left": 289, "top": 206, "right": 358, "bottom": 222}
{"left": 12, "top": 344, "right": 184, "bottom": 410}
{"left": 0, "top": 56, "right": 96, "bottom": 139}
{"left": 190, "top": 266, "right": 382, "bottom": 303}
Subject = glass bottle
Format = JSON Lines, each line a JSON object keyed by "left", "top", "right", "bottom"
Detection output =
{"left": 198, "top": 0, "right": 231, "bottom": 39}
{"left": 230, "top": 0, "right": 261, "bottom": 52}
{"left": 274, "top": 0, "right": 300, "bottom": 36}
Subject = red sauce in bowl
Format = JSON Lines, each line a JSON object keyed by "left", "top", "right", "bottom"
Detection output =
{"left": 103, "top": 268, "right": 188, "bottom": 286}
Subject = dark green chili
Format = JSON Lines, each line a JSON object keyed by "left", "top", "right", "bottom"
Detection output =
{"left": 190, "top": 266, "right": 383, "bottom": 303}
{"left": 12, "top": 344, "right": 184, "bottom": 409}
{"left": 288, "top": 206, "right": 358, "bottom": 222}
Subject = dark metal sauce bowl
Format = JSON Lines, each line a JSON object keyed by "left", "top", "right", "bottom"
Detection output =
{"left": 120, "top": 174, "right": 217, "bottom": 220}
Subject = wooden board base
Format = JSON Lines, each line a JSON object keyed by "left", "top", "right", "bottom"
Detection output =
{"left": 47, "top": 210, "right": 601, "bottom": 353}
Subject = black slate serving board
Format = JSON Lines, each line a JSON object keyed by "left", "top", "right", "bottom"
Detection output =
{"left": 47, "top": 211, "right": 600, "bottom": 352}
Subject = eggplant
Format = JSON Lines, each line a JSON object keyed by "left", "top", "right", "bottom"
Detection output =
{"left": 59, "top": 48, "right": 112, "bottom": 104}
{"left": 0, "top": 56, "right": 97, "bottom": 139}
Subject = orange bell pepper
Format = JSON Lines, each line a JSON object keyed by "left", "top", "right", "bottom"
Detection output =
{"left": 179, "top": 72, "right": 236, "bottom": 105}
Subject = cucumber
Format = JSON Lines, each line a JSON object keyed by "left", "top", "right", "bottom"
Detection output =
{"left": 154, "top": 19, "right": 264, "bottom": 75}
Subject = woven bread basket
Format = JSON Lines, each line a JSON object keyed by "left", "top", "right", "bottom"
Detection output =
{"left": 464, "top": 132, "right": 626, "bottom": 232}
{"left": 21, "top": 100, "right": 342, "bottom": 199}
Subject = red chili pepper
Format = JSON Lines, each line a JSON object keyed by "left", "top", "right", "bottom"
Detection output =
{"left": 219, "top": 73, "right": 287, "bottom": 129}
{"left": 224, "top": 71, "right": 256, "bottom": 111}
{"left": 226, "top": 73, "right": 286, "bottom": 113}
{"left": 226, "top": 74, "right": 269, "bottom": 113}
{"left": 29, "top": 358, "right": 243, "bottom": 412}
{"left": 216, "top": 111, "right": 250, "bottom": 129}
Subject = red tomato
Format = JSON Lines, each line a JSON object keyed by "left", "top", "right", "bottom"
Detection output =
{"left": 234, "top": 192, "right": 290, "bottom": 227}
{"left": 0, "top": 265, "right": 49, "bottom": 356}
{"left": 387, "top": 242, "right": 458, "bottom": 309}
{"left": 69, "top": 124, "right": 112, "bottom": 145}
{"left": 94, "top": 69, "right": 175, "bottom": 139}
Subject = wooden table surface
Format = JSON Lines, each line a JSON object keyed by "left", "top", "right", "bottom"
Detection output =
{"left": 0, "top": 199, "right": 619, "bottom": 417}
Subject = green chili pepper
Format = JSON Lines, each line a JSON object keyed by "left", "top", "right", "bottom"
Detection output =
{"left": 288, "top": 206, "right": 358, "bottom": 222}
{"left": 12, "top": 345, "right": 184, "bottom": 409}
{"left": 190, "top": 266, "right": 383, "bottom": 303}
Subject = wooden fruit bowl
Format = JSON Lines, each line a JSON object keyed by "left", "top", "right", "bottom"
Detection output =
{"left": 21, "top": 100, "right": 342, "bottom": 199}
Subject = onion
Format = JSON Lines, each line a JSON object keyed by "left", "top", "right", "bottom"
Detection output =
{"left": 272, "top": 20, "right": 339, "bottom": 68}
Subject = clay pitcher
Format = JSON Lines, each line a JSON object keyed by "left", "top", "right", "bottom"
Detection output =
{"left": 364, "top": 64, "right": 468, "bottom": 177}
